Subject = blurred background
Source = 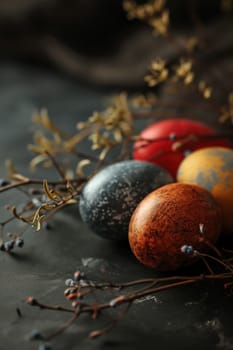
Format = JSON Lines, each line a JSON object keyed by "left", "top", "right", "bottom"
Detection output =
{"left": 0, "top": 0, "right": 232, "bottom": 88}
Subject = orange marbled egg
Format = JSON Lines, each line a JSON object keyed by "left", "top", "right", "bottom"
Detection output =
{"left": 177, "top": 147, "right": 233, "bottom": 234}
{"left": 128, "top": 183, "right": 222, "bottom": 271}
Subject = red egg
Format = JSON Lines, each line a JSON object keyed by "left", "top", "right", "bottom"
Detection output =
{"left": 128, "top": 183, "right": 222, "bottom": 271}
{"left": 133, "top": 119, "right": 231, "bottom": 179}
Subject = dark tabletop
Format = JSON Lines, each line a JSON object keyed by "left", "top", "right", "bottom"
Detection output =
{"left": 0, "top": 62, "right": 232, "bottom": 350}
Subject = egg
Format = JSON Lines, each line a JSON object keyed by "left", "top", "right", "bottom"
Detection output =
{"left": 128, "top": 183, "right": 222, "bottom": 271}
{"left": 79, "top": 160, "right": 173, "bottom": 240}
{"left": 133, "top": 118, "right": 231, "bottom": 179}
{"left": 177, "top": 147, "right": 233, "bottom": 234}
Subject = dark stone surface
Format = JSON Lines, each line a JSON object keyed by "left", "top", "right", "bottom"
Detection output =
{"left": 0, "top": 62, "right": 232, "bottom": 350}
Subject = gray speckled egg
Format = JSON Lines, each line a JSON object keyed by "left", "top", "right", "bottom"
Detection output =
{"left": 79, "top": 160, "right": 173, "bottom": 240}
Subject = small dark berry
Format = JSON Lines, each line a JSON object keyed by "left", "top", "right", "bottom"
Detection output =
{"left": 4, "top": 240, "right": 15, "bottom": 251}
{"left": 0, "top": 242, "right": 5, "bottom": 251}
{"left": 181, "top": 245, "right": 193, "bottom": 254}
{"left": 183, "top": 149, "right": 192, "bottom": 157}
{"left": 169, "top": 133, "right": 176, "bottom": 141}
{"left": 73, "top": 271, "right": 85, "bottom": 282}
{"left": 15, "top": 238, "right": 24, "bottom": 248}
{"left": 25, "top": 296, "right": 37, "bottom": 305}
{"left": 29, "top": 188, "right": 42, "bottom": 195}
{"left": 0, "top": 179, "right": 10, "bottom": 186}
{"left": 65, "top": 279, "right": 75, "bottom": 287}
{"left": 28, "top": 329, "right": 43, "bottom": 340}
{"left": 64, "top": 288, "right": 71, "bottom": 296}
{"left": 64, "top": 287, "right": 77, "bottom": 296}
{"left": 67, "top": 293, "right": 78, "bottom": 300}
{"left": 42, "top": 222, "right": 52, "bottom": 230}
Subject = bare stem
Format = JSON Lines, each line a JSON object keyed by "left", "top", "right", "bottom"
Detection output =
{"left": 44, "top": 151, "right": 66, "bottom": 180}
{"left": 0, "top": 177, "right": 87, "bottom": 194}
{"left": 46, "top": 313, "right": 79, "bottom": 341}
{"left": 24, "top": 269, "right": 233, "bottom": 342}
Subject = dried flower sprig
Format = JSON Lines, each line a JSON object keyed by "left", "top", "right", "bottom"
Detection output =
{"left": 12, "top": 180, "right": 79, "bottom": 231}
{"left": 29, "top": 95, "right": 133, "bottom": 175}
{"left": 123, "top": 1, "right": 219, "bottom": 102}
{"left": 0, "top": 177, "right": 81, "bottom": 251}
{"left": 173, "top": 59, "right": 194, "bottom": 85}
{"left": 144, "top": 58, "right": 169, "bottom": 87}
{"left": 130, "top": 93, "right": 158, "bottom": 109}
{"left": 0, "top": 94, "right": 134, "bottom": 248}
{"left": 24, "top": 241, "right": 233, "bottom": 348}
{"left": 198, "top": 81, "right": 212, "bottom": 99}
{"left": 77, "top": 93, "right": 133, "bottom": 160}
{"left": 123, "top": 0, "right": 169, "bottom": 36}
{"left": 0, "top": 156, "right": 88, "bottom": 249}
{"left": 144, "top": 57, "right": 213, "bottom": 100}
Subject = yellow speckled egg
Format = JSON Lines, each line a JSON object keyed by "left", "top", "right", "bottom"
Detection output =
{"left": 177, "top": 147, "right": 233, "bottom": 234}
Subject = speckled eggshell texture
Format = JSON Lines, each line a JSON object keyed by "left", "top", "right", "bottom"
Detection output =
{"left": 79, "top": 160, "right": 173, "bottom": 240}
{"left": 128, "top": 183, "right": 222, "bottom": 271}
{"left": 177, "top": 147, "right": 233, "bottom": 234}
{"left": 133, "top": 118, "right": 231, "bottom": 179}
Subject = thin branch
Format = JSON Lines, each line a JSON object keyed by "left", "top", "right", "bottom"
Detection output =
{"left": 44, "top": 151, "right": 66, "bottom": 180}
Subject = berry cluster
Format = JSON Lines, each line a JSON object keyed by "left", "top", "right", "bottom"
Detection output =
{"left": 0, "top": 237, "right": 24, "bottom": 252}
{"left": 24, "top": 244, "right": 233, "bottom": 349}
